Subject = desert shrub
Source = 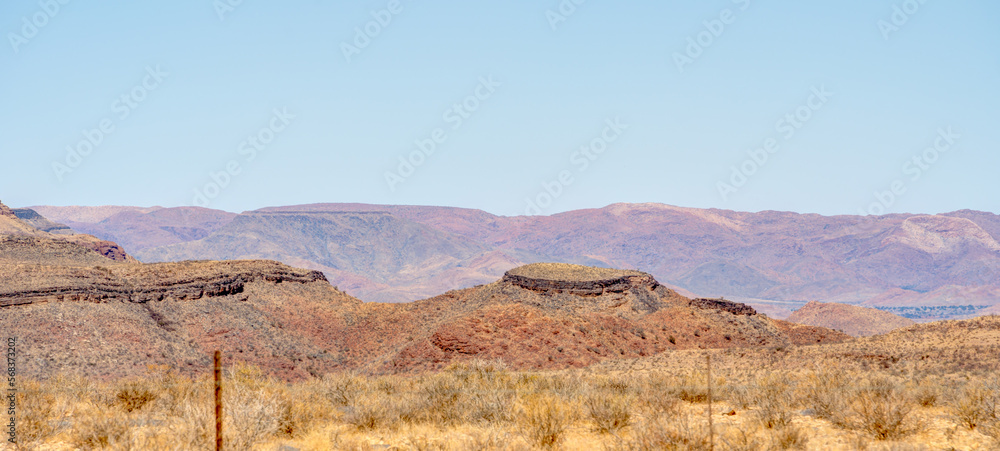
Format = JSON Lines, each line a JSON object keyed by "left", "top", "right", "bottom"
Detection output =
{"left": 533, "top": 373, "right": 587, "bottom": 402}
{"left": 620, "top": 413, "right": 711, "bottom": 451}
{"left": 585, "top": 391, "right": 632, "bottom": 433}
{"left": 113, "top": 379, "right": 158, "bottom": 413}
{"left": 912, "top": 379, "right": 940, "bottom": 408}
{"left": 726, "top": 383, "right": 753, "bottom": 410}
{"left": 72, "top": 406, "right": 131, "bottom": 450}
{"left": 411, "top": 375, "right": 465, "bottom": 425}
{"left": 275, "top": 384, "right": 333, "bottom": 438}
{"left": 224, "top": 368, "right": 281, "bottom": 449}
{"left": 15, "top": 380, "right": 63, "bottom": 446}
{"left": 597, "top": 375, "right": 632, "bottom": 395}
{"left": 467, "top": 385, "right": 517, "bottom": 424}
{"left": 803, "top": 368, "right": 849, "bottom": 424}
{"left": 374, "top": 375, "right": 403, "bottom": 395}
{"left": 717, "top": 424, "right": 765, "bottom": 451}
{"left": 518, "top": 395, "right": 571, "bottom": 449}
{"left": 750, "top": 373, "right": 796, "bottom": 430}
{"left": 323, "top": 372, "right": 367, "bottom": 407}
{"left": 951, "top": 378, "right": 1000, "bottom": 430}
{"left": 771, "top": 423, "right": 808, "bottom": 450}
{"left": 848, "top": 375, "right": 918, "bottom": 441}
{"left": 344, "top": 396, "right": 402, "bottom": 431}
{"left": 673, "top": 372, "right": 710, "bottom": 404}
{"left": 167, "top": 392, "right": 213, "bottom": 450}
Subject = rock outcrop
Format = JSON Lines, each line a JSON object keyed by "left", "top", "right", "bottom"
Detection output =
{"left": 689, "top": 297, "right": 758, "bottom": 316}
{"left": 0, "top": 200, "right": 136, "bottom": 262}
{"left": 0, "top": 256, "right": 326, "bottom": 307}
{"left": 502, "top": 263, "right": 658, "bottom": 296}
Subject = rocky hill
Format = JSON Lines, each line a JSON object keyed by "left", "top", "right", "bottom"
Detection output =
{"left": 785, "top": 301, "right": 916, "bottom": 337}
{"left": 323, "top": 263, "right": 849, "bottom": 374}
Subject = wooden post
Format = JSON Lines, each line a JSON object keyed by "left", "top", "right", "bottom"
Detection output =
{"left": 215, "top": 350, "right": 222, "bottom": 451}
{"left": 707, "top": 354, "right": 714, "bottom": 451}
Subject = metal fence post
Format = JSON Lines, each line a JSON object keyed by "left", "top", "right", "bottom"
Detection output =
{"left": 215, "top": 350, "right": 222, "bottom": 451}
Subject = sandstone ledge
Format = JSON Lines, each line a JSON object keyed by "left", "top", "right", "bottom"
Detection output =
{"left": 1, "top": 260, "right": 327, "bottom": 307}
{"left": 502, "top": 263, "right": 658, "bottom": 296}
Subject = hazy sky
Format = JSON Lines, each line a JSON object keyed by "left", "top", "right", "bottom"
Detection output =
{"left": 2, "top": 1, "right": 997, "bottom": 216}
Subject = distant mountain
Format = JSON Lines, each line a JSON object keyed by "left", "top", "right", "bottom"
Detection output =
{"left": 30, "top": 205, "right": 236, "bottom": 252}
{"left": 135, "top": 210, "right": 550, "bottom": 303}
{"left": 31, "top": 202, "right": 1000, "bottom": 316}
{"left": 11, "top": 208, "right": 74, "bottom": 234}
{"left": 786, "top": 301, "right": 916, "bottom": 336}
{"left": 1, "top": 201, "right": 135, "bottom": 262}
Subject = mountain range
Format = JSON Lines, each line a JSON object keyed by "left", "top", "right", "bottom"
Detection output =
{"left": 28, "top": 202, "right": 1000, "bottom": 320}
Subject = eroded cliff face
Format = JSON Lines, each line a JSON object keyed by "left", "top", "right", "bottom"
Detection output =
{"left": 0, "top": 256, "right": 327, "bottom": 307}
{"left": 502, "top": 272, "right": 660, "bottom": 296}
{"left": 0, "top": 200, "right": 136, "bottom": 262}
{"left": 0, "top": 229, "right": 356, "bottom": 381}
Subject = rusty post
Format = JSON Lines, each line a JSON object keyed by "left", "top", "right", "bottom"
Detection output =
{"left": 707, "top": 354, "right": 714, "bottom": 451}
{"left": 215, "top": 350, "right": 222, "bottom": 451}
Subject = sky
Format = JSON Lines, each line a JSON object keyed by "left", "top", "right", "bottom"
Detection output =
{"left": 1, "top": 0, "right": 998, "bottom": 217}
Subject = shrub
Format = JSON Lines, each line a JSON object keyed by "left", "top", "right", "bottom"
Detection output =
{"left": 72, "top": 406, "right": 131, "bottom": 450}
{"left": 803, "top": 369, "right": 849, "bottom": 425}
{"left": 585, "top": 392, "right": 632, "bottom": 434}
{"left": 323, "top": 372, "right": 366, "bottom": 407}
{"left": 751, "top": 373, "right": 796, "bottom": 430}
{"left": 771, "top": 424, "right": 808, "bottom": 450}
{"left": 952, "top": 379, "right": 1000, "bottom": 430}
{"left": 518, "top": 395, "right": 571, "bottom": 449}
{"left": 623, "top": 413, "right": 711, "bottom": 451}
{"left": 15, "top": 381, "right": 62, "bottom": 446}
{"left": 848, "top": 375, "right": 918, "bottom": 441}
{"left": 224, "top": 370, "right": 281, "bottom": 449}
{"left": 114, "top": 379, "right": 158, "bottom": 412}
{"left": 344, "top": 397, "right": 402, "bottom": 431}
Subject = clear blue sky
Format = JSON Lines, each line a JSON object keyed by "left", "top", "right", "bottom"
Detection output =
{"left": 2, "top": 0, "right": 998, "bottom": 216}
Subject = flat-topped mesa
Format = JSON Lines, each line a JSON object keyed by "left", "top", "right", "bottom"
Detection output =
{"left": 0, "top": 260, "right": 328, "bottom": 308}
{"left": 689, "top": 297, "right": 757, "bottom": 316}
{"left": 502, "top": 263, "right": 659, "bottom": 296}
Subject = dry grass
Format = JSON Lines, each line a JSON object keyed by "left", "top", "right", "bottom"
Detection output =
{"left": 8, "top": 355, "right": 1000, "bottom": 450}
